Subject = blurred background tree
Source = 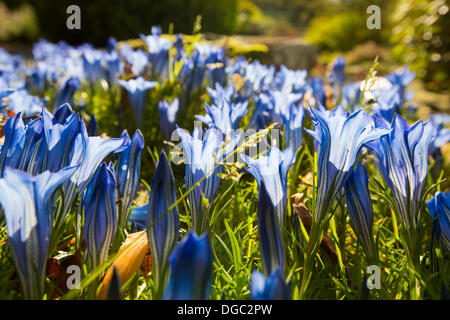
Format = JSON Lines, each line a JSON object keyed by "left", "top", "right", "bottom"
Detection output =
{"left": 2, "top": 0, "right": 237, "bottom": 45}
{"left": 390, "top": 0, "right": 449, "bottom": 91}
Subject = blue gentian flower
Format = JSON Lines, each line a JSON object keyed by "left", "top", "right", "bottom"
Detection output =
{"left": 147, "top": 151, "right": 179, "bottom": 296}
{"left": 248, "top": 92, "right": 275, "bottom": 130}
{"left": 345, "top": 162, "right": 376, "bottom": 259}
{"left": 128, "top": 203, "right": 149, "bottom": 230}
{"left": 118, "top": 77, "right": 157, "bottom": 126}
{"left": 309, "top": 77, "right": 326, "bottom": 107}
{"left": 6, "top": 89, "right": 44, "bottom": 117}
{"left": 306, "top": 105, "right": 390, "bottom": 221}
{"left": 178, "top": 54, "right": 204, "bottom": 93}
{"left": 206, "top": 83, "right": 235, "bottom": 106}
{"left": 107, "top": 37, "right": 117, "bottom": 53}
{"left": 83, "top": 162, "right": 117, "bottom": 270}
{"left": 429, "top": 115, "right": 450, "bottom": 157}
{"left": 158, "top": 98, "right": 180, "bottom": 141}
{"left": 241, "top": 60, "right": 275, "bottom": 97}
{"left": 275, "top": 65, "right": 308, "bottom": 94}
{"left": 281, "top": 103, "right": 305, "bottom": 152}
{"left": 195, "top": 96, "right": 248, "bottom": 136}
{"left": 177, "top": 126, "right": 239, "bottom": 233}
{"left": 87, "top": 114, "right": 98, "bottom": 136}
{"left": 82, "top": 49, "right": 103, "bottom": 88}
{"left": 42, "top": 107, "right": 81, "bottom": 173}
{"left": 116, "top": 130, "right": 144, "bottom": 229}
{"left": 0, "top": 166, "right": 77, "bottom": 299}
{"left": 163, "top": 231, "right": 212, "bottom": 300}
{"left": 256, "top": 182, "right": 285, "bottom": 275}
{"left": 125, "top": 49, "right": 148, "bottom": 77}
{"left": 371, "top": 87, "right": 402, "bottom": 122}
{"left": 174, "top": 34, "right": 185, "bottom": 60}
{"left": 330, "top": 56, "right": 346, "bottom": 87}
{"left": 367, "top": 114, "right": 436, "bottom": 230}
{"left": 250, "top": 267, "right": 290, "bottom": 300}
{"left": 386, "top": 67, "right": 415, "bottom": 102}
{"left": 61, "top": 124, "right": 129, "bottom": 223}
{"left": 0, "top": 113, "right": 26, "bottom": 175}
{"left": 241, "top": 147, "right": 295, "bottom": 225}
{"left": 427, "top": 191, "right": 450, "bottom": 251}
{"left": 194, "top": 43, "right": 227, "bottom": 87}
{"left": 341, "top": 82, "right": 361, "bottom": 111}
{"left": 140, "top": 28, "right": 172, "bottom": 80}
{"left": 52, "top": 76, "right": 80, "bottom": 113}
{"left": 102, "top": 51, "right": 121, "bottom": 87}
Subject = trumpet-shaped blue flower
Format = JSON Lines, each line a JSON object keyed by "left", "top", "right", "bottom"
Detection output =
{"left": 163, "top": 231, "right": 212, "bottom": 300}
{"left": 118, "top": 77, "right": 157, "bottom": 126}
{"left": 194, "top": 43, "right": 227, "bottom": 87}
{"left": 52, "top": 76, "right": 80, "bottom": 113}
{"left": 306, "top": 105, "right": 390, "bottom": 221}
{"left": 146, "top": 151, "right": 179, "bottom": 296}
{"left": 429, "top": 116, "right": 450, "bottom": 157}
{"left": 125, "top": 49, "right": 148, "bottom": 77}
{"left": 250, "top": 267, "right": 290, "bottom": 300}
{"left": 274, "top": 65, "right": 308, "bottom": 94}
{"left": 367, "top": 114, "right": 436, "bottom": 230}
{"left": 61, "top": 124, "right": 129, "bottom": 224}
{"left": 345, "top": 163, "right": 376, "bottom": 258}
{"left": 177, "top": 126, "right": 239, "bottom": 232}
{"left": 116, "top": 130, "right": 144, "bottom": 229}
{"left": 140, "top": 28, "right": 172, "bottom": 80}
{"left": 0, "top": 113, "right": 26, "bottom": 175}
{"left": 206, "top": 83, "right": 235, "bottom": 106}
{"left": 341, "top": 82, "right": 361, "bottom": 111}
{"left": 7, "top": 89, "right": 44, "bottom": 116}
{"left": 309, "top": 77, "right": 326, "bottom": 107}
{"left": 42, "top": 107, "right": 81, "bottom": 173}
{"left": 256, "top": 182, "right": 285, "bottom": 276}
{"left": 241, "top": 147, "right": 295, "bottom": 224}
{"left": 158, "top": 98, "right": 180, "bottom": 141}
{"left": 330, "top": 56, "right": 346, "bottom": 87}
{"left": 241, "top": 60, "right": 274, "bottom": 97}
{"left": 427, "top": 191, "right": 450, "bottom": 251}
{"left": 87, "top": 114, "right": 98, "bottom": 136}
{"left": 82, "top": 49, "right": 103, "bottom": 88}
{"left": 0, "top": 166, "right": 77, "bottom": 299}
{"left": 281, "top": 102, "right": 305, "bottom": 152}
{"left": 102, "top": 51, "right": 121, "bottom": 86}
{"left": 83, "top": 162, "right": 117, "bottom": 270}
{"left": 371, "top": 87, "right": 402, "bottom": 122}
{"left": 386, "top": 67, "right": 415, "bottom": 102}
{"left": 195, "top": 97, "right": 248, "bottom": 136}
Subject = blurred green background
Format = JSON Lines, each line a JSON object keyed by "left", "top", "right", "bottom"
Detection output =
{"left": 0, "top": 0, "right": 449, "bottom": 93}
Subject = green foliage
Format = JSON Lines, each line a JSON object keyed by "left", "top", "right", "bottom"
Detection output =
{"left": 0, "top": 2, "right": 39, "bottom": 42}
{"left": 305, "top": 11, "right": 387, "bottom": 52}
{"left": 390, "top": 0, "right": 450, "bottom": 91}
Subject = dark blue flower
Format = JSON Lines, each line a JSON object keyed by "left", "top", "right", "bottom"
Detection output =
{"left": 146, "top": 151, "right": 179, "bottom": 296}
{"left": 427, "top": 191, "right": 450, "bottom": 251}
{"left": 116, "top": 130, "right": 144, "bottom": 229}
{"left": 158, "top": 98, "right": 180, "bottom": 141}
{"left": 345, "top": 163, "right": 376, "bottom": 258}
{"left": 83, "top": 162, "right": 117, "bottom": 270}
{"left": 163, "top": 231, "right": 212, "bottom": 300}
